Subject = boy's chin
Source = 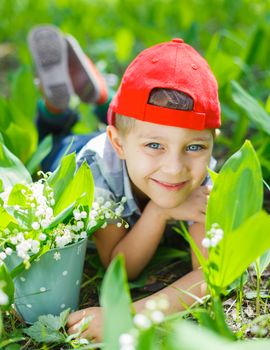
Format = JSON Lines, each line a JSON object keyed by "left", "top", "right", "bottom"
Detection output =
{"left": 151, "top": 196, "right": 188, "bottom": 210}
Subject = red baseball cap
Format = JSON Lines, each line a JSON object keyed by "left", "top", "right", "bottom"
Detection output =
{"left": 108, "top": 38, "right": 221, "bottom": 130}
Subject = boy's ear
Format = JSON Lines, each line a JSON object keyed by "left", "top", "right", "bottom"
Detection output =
{"left": 106, "top": 125, "right": 126, "bottom": 159}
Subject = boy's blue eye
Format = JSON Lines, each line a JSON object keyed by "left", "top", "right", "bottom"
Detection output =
{"left": 147, "top": 142, "right": 162, "bottom": 149}
{"left": 186, "top": 144, "right": 203, "bottom": 152}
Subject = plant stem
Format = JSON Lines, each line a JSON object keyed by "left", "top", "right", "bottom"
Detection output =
{"left": 236, "top": 273, "right": 244, "bottom": 322}
{"left": 255, "top": 260, "right": 261, "bottom": 316}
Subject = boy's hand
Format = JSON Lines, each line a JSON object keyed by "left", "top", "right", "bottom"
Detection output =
{"left": 67, "top": 307, "right": 103, "bottom": 343}
{"left": 161, "top": 185, "right": 211, "bottom": 224}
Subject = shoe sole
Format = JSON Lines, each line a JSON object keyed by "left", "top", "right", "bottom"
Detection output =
{"left": 66, "top": 35, "right": 108, "bottom": 105}
{"left": 28, "top": 25, "right": 73, "bottom": 110}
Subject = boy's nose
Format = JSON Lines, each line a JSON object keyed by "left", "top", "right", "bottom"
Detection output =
{"left": 161, "top": 155, "right": 186, "bottom": 176}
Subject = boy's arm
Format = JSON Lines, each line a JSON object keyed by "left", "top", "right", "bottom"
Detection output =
{"left": 94, "top": 200, "right": 168, "bottom": 280}
{"left": 94, "top": 185, "right": 209, "bottom": 280}
{"left": 134, "top": 268, "right": 206, "bottom": 314}
{"left": 67, "top": 268, "right": 206, "bottom": 342}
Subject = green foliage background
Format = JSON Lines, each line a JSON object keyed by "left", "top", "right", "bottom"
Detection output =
{"left": 0, "top": 0, "right": 270, "bottom": 179}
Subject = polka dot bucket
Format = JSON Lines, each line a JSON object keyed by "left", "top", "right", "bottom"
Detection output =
{"left": 6, "top": 237, "right": 88, "bottom": 324}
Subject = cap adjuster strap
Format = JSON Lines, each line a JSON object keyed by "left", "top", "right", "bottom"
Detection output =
{"left": 144, "top": 104, "right": 206, "bottom": 130}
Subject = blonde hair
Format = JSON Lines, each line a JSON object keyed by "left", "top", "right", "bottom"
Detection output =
{"left": 115, "top": 113, "right": 137, "bottom": 135}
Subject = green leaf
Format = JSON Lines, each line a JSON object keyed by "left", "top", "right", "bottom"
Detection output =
{"left": 58, "top": 308, "right": 71, "bottom": 329}
{"left": 0, "top": 142, "right": 32, "bottom": 189}
{"left": 207, "top": 168, "right": 218, "bottom": 184}
{"left": 4, "top": 122, "right": 37, "bottom": 164}
{"left": 53, "top": 160, "right": 94, "bottom": 216}
{"left": 0, "top": 339, "right": 25, "bottom": 349}
{"left": 206, "top": 140, "right": 263, "bottom": 234}
{"left": 0, "top": 97, "right": 11, "bottom": 131}
{"left": 166, "top": 319, "right": 270, "bottom": 349}
{"left": 47, "top": 153, "right": 76, "bottom": 204}
{"left": 211, "top": 210, "right": 270, "bottom": 290}
{"left": 137, "top": 328, "right": 158, "bottom": 350}
{"left": 26, "top": 134, "right": 53, "bottom": 174}
{"left": 115, "top": 28, "right": 135, "bottom": 62}
{"left": 101, "top": 255, "right": 133, "bottom": 350}
{"left": 7, "top": 184, "right": 29, "bottom": 207}
{"left": 257, "top": 249, "right": 270, "bottom": 277}
{"left": 23, "top": 308, "right": 70, "bottom": 343}
{"left": 0, "top": 206, "right": 17, "bottom": 230}
{"left": 23, "top": 321, "right": 66, "bottom": 344}
{"left": 231, "top": 81, "right": 270, "bottom": 136}
{"left": 10, "top": 65, "right": 38, "bottom": 120}
{"left": 46, "top": 201, "right": 76, "bottom": 230}
{"left": 0, "top": 263, "right": 14, "bottom": 310}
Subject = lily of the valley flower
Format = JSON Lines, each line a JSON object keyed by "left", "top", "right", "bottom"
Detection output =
{"left": 202, "top": 223, "right": 224, "bottom": 248}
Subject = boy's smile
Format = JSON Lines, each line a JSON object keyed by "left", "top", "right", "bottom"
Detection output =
{"left": 108, "top": 119, "right": 214, "bottom": 210}
{"left": 149, "top": 178, "right": 189, "bottom": 191}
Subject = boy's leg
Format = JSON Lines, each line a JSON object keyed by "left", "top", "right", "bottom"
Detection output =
{"left": 29, "top": 25, "right": 109, "bottom": 139}
{"left": 28, "top": 25, "right": 109, "bottom": 170}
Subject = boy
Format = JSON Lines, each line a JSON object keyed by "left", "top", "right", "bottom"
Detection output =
{"left": 29, "top": 26, "right": 220, "bottom": 342}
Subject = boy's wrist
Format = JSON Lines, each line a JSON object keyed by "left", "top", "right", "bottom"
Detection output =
{"left": 146, "top": 200, "right": 170, "bottom": 223}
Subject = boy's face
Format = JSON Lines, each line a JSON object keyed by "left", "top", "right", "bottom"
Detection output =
{"left": 108, "top": 120, "right": 214, "bottom": 209}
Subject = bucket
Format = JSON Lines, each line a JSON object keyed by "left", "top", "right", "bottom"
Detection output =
{"left": 6, "top": 238, "right": 87, "bottom": 324}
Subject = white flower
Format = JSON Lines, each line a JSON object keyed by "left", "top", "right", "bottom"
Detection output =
{"left": 97, "top": 197, "right": 104, "bottom": 204}
{"left": 202, "top": 238, "right": 211, "bottom": 248}
{"left": 0, "top": 252, "right": 7, "bottom": 261}
{"left": 101, "top": 222, "right": 107, "bottom": 229}
{"left": 81, "top": 211, "right": 87, "bottom": 219}
{"left": 5, "top": 247, "right": 13, "bottom": 256}
{"left": 121, "top": 196, "right": 127, "bottom": 203}
{"left": 210, "top": 236, "right": 220, "bottom": 247}
{"left": 89, "top": 220, "right": 97, "bottom": 229}
{"left": 16, "top": 232, "right": 24, "bottom": 242}
{"left": 90, "top": 210, "right": 98, "bottom": 218}
{"left": 31, "top": 240, "right": 40, "bottom": 254}
{"left": 115, "top": 205, "right": 124, "bottom": 216}
{"left": 117, "top": 222, "right": 122, "bottom": 228}
{"left": 202, "top": 223, "right": 224, "bottom": 248}
{"left": 80, "top": 231, "right": 87, "bottom": 239}
{"left": 133, "top": 314, "right": 152, "bottom": 329}
{"left": 55, "top": 237, "right": 66, "bottom": 249}
{"left": 145, "top": 299, "right": 157, "bottom": 311}
{"left": 76, "top": 221, "right": 84, "bottom": 230}
{"left": 124, "top": 223, "right": 129, "bottom": 229}
{"left": 104, "top": 201, "right": 112, "bottom": 208}
{"left": 119, "top": 333, "right": 135, "bottom": 346}
{"left": 215, "top": 228, "right": 224, "bottom": 237}
{"left": 157, "top": 296, "right": 170, "bottom": 311}
{"left": 105, "top": 212, "right": 112, "bottom": 219}
{"left": 41, "top": 219, "right": 50, "bottom": 228}
{"left": 92, "top": 202, "right": 99, "bottom": 210}
{"left": 32, "top": 222, "right": 40, "bottom": 230}
{"left": 45, "top": 207, "right": 53, "bottom": 218}
{"left": 0, "top": 288, "right": 8, "bottom": 305}
{"left": 10, "top": 236, "right": 18, "bottom": 245}
{"left": 50, "top": 199, "right": 55, "bottom": 206}
{"left": 39, "top": 233, "right": 47, "bottom": 241}
{"left": 73, "top": 209, "right": 81, "bottom": 221}
{"left": 53, "top": 252, "right": 61, "bottom": 261}
{"left": 78, "top": 338, "right": 90, "bottom": 345}
{"left": 150, "top": 310, "right": 164, "bottom": 324}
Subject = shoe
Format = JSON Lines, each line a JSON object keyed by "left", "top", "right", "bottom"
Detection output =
{"left": 65, "top": 35, "right": 108, "bottom": 105}
{"left": 28, "top": 25, "right": 73, "bottom": 110}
